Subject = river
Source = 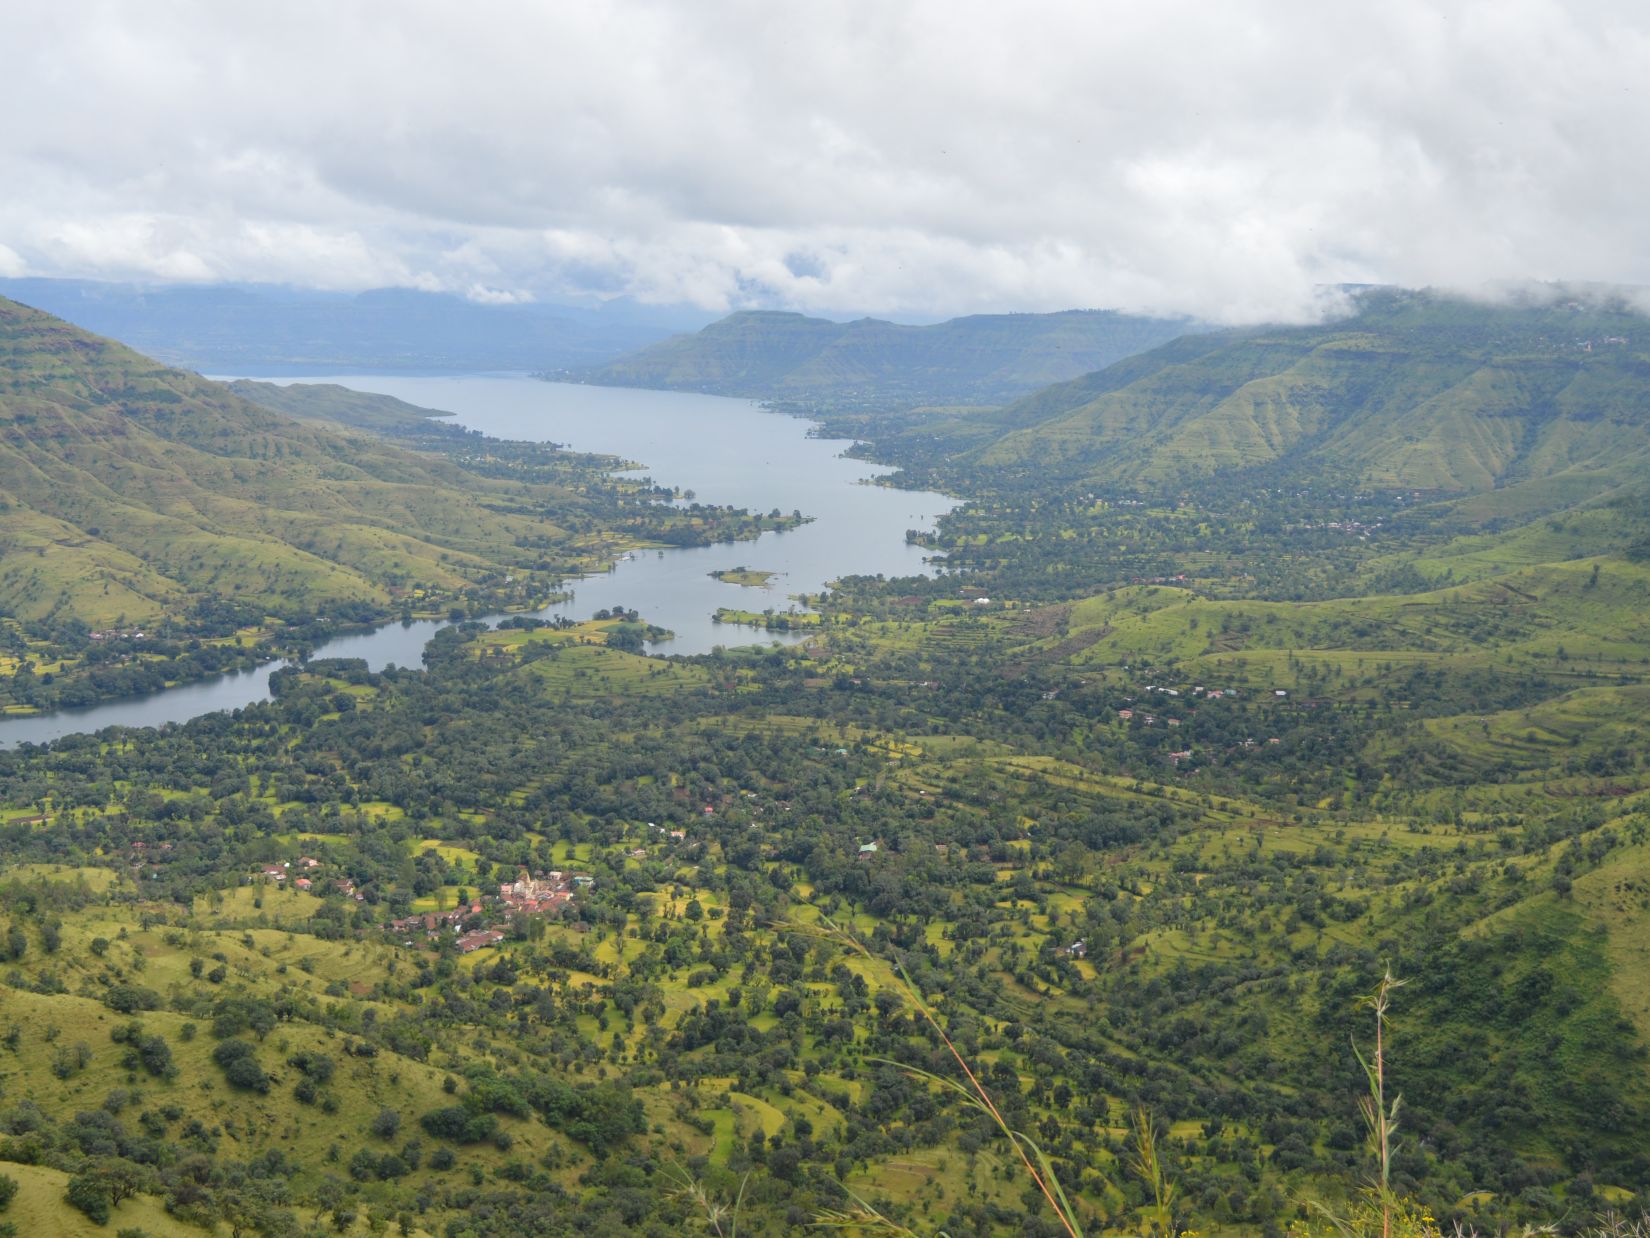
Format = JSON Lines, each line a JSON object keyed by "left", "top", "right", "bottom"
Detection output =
{"left": 0, "top": 376, "right": 957, "bottom": 748}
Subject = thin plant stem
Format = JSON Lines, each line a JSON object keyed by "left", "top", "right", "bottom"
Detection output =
{"left": 1353, "top": 969, "right": 1405, "bottom": 1238}
{"left": 1132, "top": 1106, "right": 1176, "bottom": 1236}
{"left": 800, "top": 916, "right": 1083, "bottom": 1238}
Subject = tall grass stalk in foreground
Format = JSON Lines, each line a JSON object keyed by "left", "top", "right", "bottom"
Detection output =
{"left": 1131, "top": 1105, "right": 1177, "bottom": 1236}
{"left": 1355, "top": 969, "right": 1406, "bottom": 1238}
{"left": 1589, "top": 1213, "right": 1650, "bottom": 1237}
{"left": 663, "top": 1162, "right": 750, "bottom": 1236}
{"left": 1300, "top": 969, "right": 1435, "bottom": 1238}
{"left": 802, "top": 916, "right": 1085, "bottom": 1238}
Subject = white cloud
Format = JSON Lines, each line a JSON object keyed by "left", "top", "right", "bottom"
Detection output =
{"left": 464, "top": 285, "right": 533, "bottom": 306}
{"left": 1, "top": 0, "right": 1648, "bottom": 322}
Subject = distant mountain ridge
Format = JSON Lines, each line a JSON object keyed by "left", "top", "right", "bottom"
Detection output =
{"left": 578, "top": 307, "right": 1200, "bottom": 407}
{"left": 0, "top": 278, "right": 712, "bottom": 373}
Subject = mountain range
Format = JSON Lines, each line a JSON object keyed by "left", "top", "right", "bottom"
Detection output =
{"left": 830, "top": 289, "right": 1650, "bottom": 527}
{"left": 579, "top": 307, "right": 1199, "bottom": 407}
{"left": 0, "top": 278, "right": 711, "bottom": 374}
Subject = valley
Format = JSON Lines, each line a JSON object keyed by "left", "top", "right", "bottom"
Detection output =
{"left": 0, "top": 301, "right": 807, "bottom": 720}
{"left": 0, "top": 289, "right": 1648, "bottom": 1234}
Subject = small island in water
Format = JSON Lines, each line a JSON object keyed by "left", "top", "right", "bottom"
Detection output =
{"left": 709, "top": 566, "right": 776, "bottom": 587}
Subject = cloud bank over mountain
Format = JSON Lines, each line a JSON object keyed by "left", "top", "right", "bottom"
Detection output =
{"left": 3, "top": 1, "right": 1648, "bottom": 323}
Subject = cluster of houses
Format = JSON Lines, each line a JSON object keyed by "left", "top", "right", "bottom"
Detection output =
{"left": 498, "top": 869, "right": 589, "bottom": 914}
{"left": 376, "top": 899, "right": 508, "bottom": 954}
{"left": 385, "top": 906, "right": 505, "bottom": 954}
{"left": 248, "top": 851, "right": 600, "bottom": 956}
{"left": 244, "top": 845, "right": 623, "bottom": 957}
{"left": 383, "top": 868, "right": 594, "bottom": 954}
{"left": 1141, "top": 683, "right": 1236, "bottom": 700}
{"left": 456, "top": 929, "right": 507, "bottom": 953}
{"left": 1107, "top": 682, "right": 1298, "bottom": 770}
{"left": 255, "top": 855, "right": 324, "bottom": 891}
{"left": 1118, "top": 710, "right": 1182, "bottom": 727}
{"left": 1116, "top": 683, "right": 1241, "bottom": 728}
{"left": 390, "top": 904, "right": 479, "bottom": 937}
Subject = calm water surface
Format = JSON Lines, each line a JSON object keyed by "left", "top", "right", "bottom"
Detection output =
{"left": 0, "top": 376, "right": 956, "bottom": 747}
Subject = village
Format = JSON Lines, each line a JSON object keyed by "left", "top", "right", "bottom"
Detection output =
{"left": 1111, "top": 681, "right": 1291, "bottom": 769}
{"left": 248, "top": 855, "right": 595, "bottom": 955}
{"left": 385, "top": 867, "right": 596, "bottom": 952}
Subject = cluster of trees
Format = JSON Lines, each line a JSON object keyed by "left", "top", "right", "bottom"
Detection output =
{"left": 0, "top": 571, "right": 1641, "bottom": 1232}
{"left": 1, "top": 363, "right": 1648, "bottom": 1230}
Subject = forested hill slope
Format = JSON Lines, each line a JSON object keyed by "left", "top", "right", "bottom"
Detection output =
{"left": 577, "top": 307, "right": 1197, "bottom": 407}
{"left": 0, "top": 297, "right": 599, "bottom": 629}
{"left": 958, "top": 289, "right": 1650, "bottom": 501}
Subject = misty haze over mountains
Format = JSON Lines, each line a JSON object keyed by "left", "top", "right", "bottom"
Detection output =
{"left": 0, "top": 278, "right": 717, "bottom": 374}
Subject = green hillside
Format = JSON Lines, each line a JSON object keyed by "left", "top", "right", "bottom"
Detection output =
{"left": 0, "top": 296, "right": 595, "bottom": 629}
{"left": 0, "top": 299, "right": 796, "bottom": 714}
{"left": 580, "top": 307, "right": 1197, "bottom": 408}
{"left": 225, "top": 380, "right": 458, "bottom": 433}
{"left": 966, "top": 289, "right": 1650, "bottom": 495}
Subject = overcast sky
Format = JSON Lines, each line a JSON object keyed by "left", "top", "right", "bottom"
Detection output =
{"left": 2, "top": 0, "right": 1647, "bottom": 323}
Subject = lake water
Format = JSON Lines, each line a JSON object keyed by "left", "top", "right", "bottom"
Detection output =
{"left": 0, "top": 376, "right": 956, "bottom": 748}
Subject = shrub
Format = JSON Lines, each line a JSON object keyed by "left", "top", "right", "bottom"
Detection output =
{"left": 524, "top": 1077, "right": 645, "bottom": 1154}
{"left": 103, "top": 984, "right": 161, "bottom": 1015}
{"left": 124, "top": 1035, "right": 175, "bottom": 1080}
{"left": 50, "top": 1041, "right": 93, "bottom": 1080}
{"left": 464, "top": 1073, "right": 530, "bottom": 1119}
{"left": 64, "top": 1172, "right": 112, "bottom": 1225}
{"left": 288, "top": 1050, "right": 334, "bottom": 1084}
{"left": 347, "top": 1148, "right": 378, "bottom": 1183}
{"left": 418, "top": 1106, "right": 497, "bottom": 1144}
{"left": 211, "top": 998, "right": 275, "bottom": 1040}
{"left": 210, "top": 1039, "right": 270, "bottom": 1093}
